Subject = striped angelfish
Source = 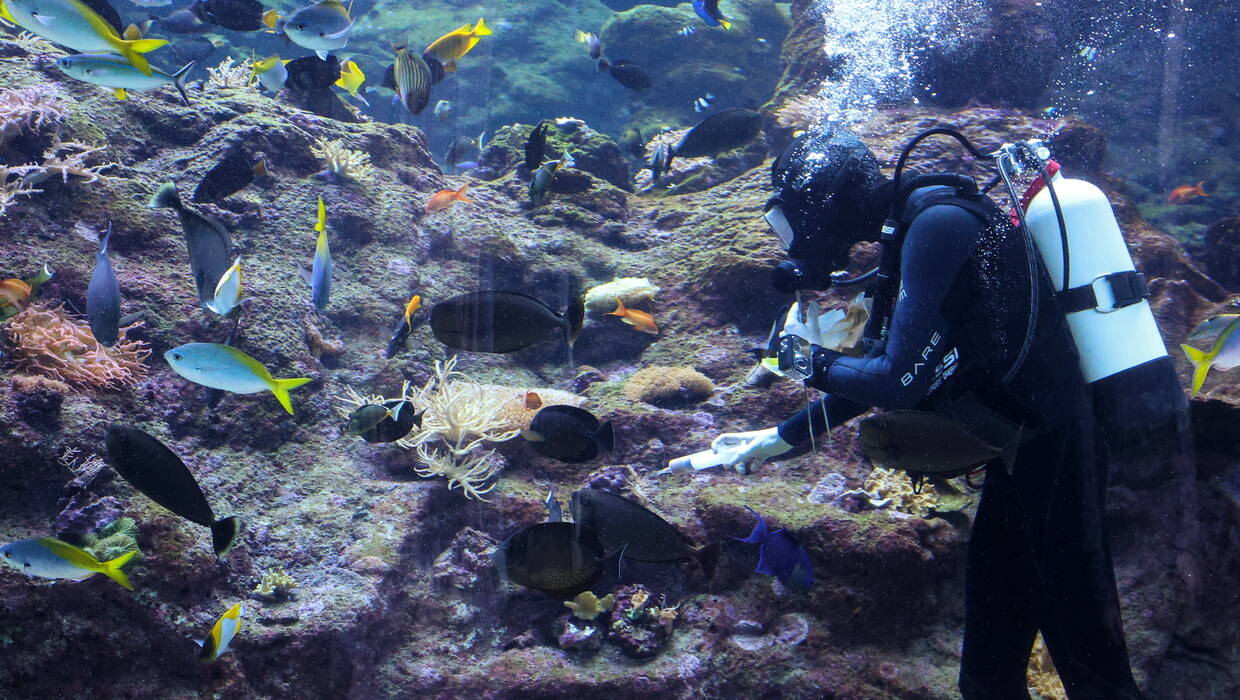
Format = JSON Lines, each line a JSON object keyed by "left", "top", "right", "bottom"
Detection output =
{"left": 393, "top": 44, "right": 432, "bottom": 115}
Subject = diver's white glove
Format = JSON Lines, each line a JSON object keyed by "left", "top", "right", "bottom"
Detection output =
{"left": 780, "top": 300, "right": 822, "bottom": 346}
{"left": 711, "top": 426, "right": 794, "bottom": 475}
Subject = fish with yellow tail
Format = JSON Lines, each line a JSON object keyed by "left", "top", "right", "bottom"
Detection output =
{"left": 1181, "top": 315, "right": 1240, "bottom": 397}
{"left": 424, "top": 17, "right": 491, "bottom": 72}
{"left": 305, "top": 196, "right": 332, "bottom": 311}
{"left": 57, "top": 54, "right": 195, "bottom": 105}
{"left": 0, "top": 0, "right": 168, "bottom": 75}
{"left": 1, "top": 537, "right": 136, "bottom": 590}
{"left": 196, "top": 603, "right": 244, "bottom": 662}
{"left": 385, "top": 293, "right": 422, "bottom": 358}
{"left": 165, "top": 342, "right": 313, "bottom": 414}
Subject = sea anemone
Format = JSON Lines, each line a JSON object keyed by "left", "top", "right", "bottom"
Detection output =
{"left": 843, "top": 467, "right": 940, "bottom": 518}
{"left": 4, "top": 304, "right": 149, "bottom": 390}
{"left": 413, "top": 442, "right": 503, "bottom": 501}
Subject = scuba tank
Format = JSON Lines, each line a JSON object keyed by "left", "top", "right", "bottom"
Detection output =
{"left": 1018, "top": 158, "right": 1167, "bottom": 383}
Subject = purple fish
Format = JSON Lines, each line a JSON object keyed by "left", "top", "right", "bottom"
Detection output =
{"left": 732, "top": 506, "right": 813, "bottom": 590}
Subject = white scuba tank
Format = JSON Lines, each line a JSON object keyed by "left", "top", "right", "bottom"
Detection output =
{"left": 1023, "top": 171, "right": 1167, "bottom": 383}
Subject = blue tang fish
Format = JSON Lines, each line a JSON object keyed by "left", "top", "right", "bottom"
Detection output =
{"left": 732, "top": 506, "right": 813, "bottom": 590}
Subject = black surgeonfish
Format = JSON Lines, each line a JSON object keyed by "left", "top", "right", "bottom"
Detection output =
{"left": 192, "top": 149, "right": 267, "bottom": 203}
{"left": 86, "top": 224, "right": 120, "bottom": 347}
{"left": 598, "top": 59, "right": 652, "bottom": 91}
{"left": 523, "top": 405, "right": 614, "bottom": 463}
{"left": 285, "top": 54, "right": 341, "bottom": 91}
{"left": 673, "top": 108, "right": 763, "bottom": 159}
{"left": 430, "top": 290, "right": 584, "bottom": 354}
{"left": 104, "top": 425, "right": 243, "bottom": 557}
{"left": 494, "top": 521, "right": 606, "bottom": 599}
{"left": 148, "top": 182, "right": 231, "bottom": 307}
{"left": 570, "top": 489, "right": 716, "bottom": 575}
{"left": 157, "top": 9, "right": 213, "bottom": 34}
{"left": 192, "top": 0, "right": 269, "bottom": 31}
{"left": 524, "top": 120, "right": 549, "bottom": 172}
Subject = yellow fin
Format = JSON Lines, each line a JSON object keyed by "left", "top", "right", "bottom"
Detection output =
{"left": 315, "top": 196, "right": 326, "bottom": 233}
{"left": 472, "top": 17, "right": 491, "bottom": 36}
{"left": 719, "top": 19, "right": 732, "bottom": 30}
{"left": 114, "top": 88, "right": 128, "bottom": 100}
{"left": 101, "top": 550, "right": 137, "bottom": 590}
{"left": 0, "top": 0, "right": 15, "bottom": 24}
{"left": 1181, "top": 343, "right": 1212, "bottom": 398}
{"left": 263, "top": 8, "right": 279, "bottom": 28}
{"left": 269, "top": 377, "right": 313, "bottom": 414}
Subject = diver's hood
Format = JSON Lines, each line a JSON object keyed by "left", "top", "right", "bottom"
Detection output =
{"left": 767, "top": 129, "right": 891, "bottom": 292}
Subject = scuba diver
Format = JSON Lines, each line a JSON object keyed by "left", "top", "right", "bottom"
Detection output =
{"left": 691, "top": 127, "right": 1193, "bottom": 698}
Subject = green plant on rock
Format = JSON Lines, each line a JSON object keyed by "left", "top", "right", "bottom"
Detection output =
{"left": 82, "top": 517, "right": 140, "bottom": 562}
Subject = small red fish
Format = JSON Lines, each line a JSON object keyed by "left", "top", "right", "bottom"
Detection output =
{"left": 607, "top": 299, "right": 658, "bottom": 334}
{"left": 1168, "top": 181, "right": 1209, "bottom": 205}
{"left": 425, "top": 183, "right": 472, "bottom": 213}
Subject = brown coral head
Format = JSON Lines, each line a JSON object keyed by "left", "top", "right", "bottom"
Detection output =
{"left": 623, "top": 366, "right": 716, "bottom": 408}
{"left": 4, "top": 304, "right": 149, "bottom": 390}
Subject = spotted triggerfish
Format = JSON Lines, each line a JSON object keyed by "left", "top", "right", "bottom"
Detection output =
{"left": 493, "top": 521, "right": 607, "bottom": 599}
{"left": 86, "top": 223, "right": 120, "bottom": 346}
{"left": 106, "top": 425, "right": 245, "bottom": 557}
{"left": 732, "top": 506, "right": 813, "bottom": 590}
{"left": 196, "top": 603, "right": 244, "bottom": 662}
{"left": 1, "top": 537, "right": 136, "bottom": 590}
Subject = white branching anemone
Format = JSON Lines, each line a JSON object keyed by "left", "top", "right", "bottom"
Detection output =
{"left": 414, "top": 443, "right": 503, "bottom": 501}
{"left": 206, "top": 56, "right": 257, "bottom": 91}
{"left": 400, "top": 356, "right": 522, "bottom": 453}
{"left": 310, "top": 137, "right": 375, "bottom": 182}
{"left": 396, "top": 356, "right": 521, "bottom": 500}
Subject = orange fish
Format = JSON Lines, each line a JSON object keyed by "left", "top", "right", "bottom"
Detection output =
{"left": 523, "top": 390, "right": 542, "bottom": 410}
{"left": 402, "top": 294, "right": 422, "bottom": 330}
{"left": 1168, "top": 181, "right": 1209, "bottom": 205}
{"left": 0, "top": 278, "right": 32, "bottom": 311}
{"left": 425, "top": 183, "right": 472, "bottom": 213}
{"left": 608, "top": 299, "right": 658, "bottom": 334}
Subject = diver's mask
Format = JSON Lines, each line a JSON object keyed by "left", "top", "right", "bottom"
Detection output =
{"left": 765, "top": 198, "right": 837, "bottom": 294}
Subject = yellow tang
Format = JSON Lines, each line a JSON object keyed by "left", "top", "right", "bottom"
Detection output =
{"left": 423, "top": 17, "right": 491, "bottom": 72}
{"left": 335, "top": 59, "right": 366, "bottom": 98}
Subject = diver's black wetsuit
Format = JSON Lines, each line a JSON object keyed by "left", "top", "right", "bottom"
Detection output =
{"left": 778, "top": 186, "right": 1147, "bottom": 699}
